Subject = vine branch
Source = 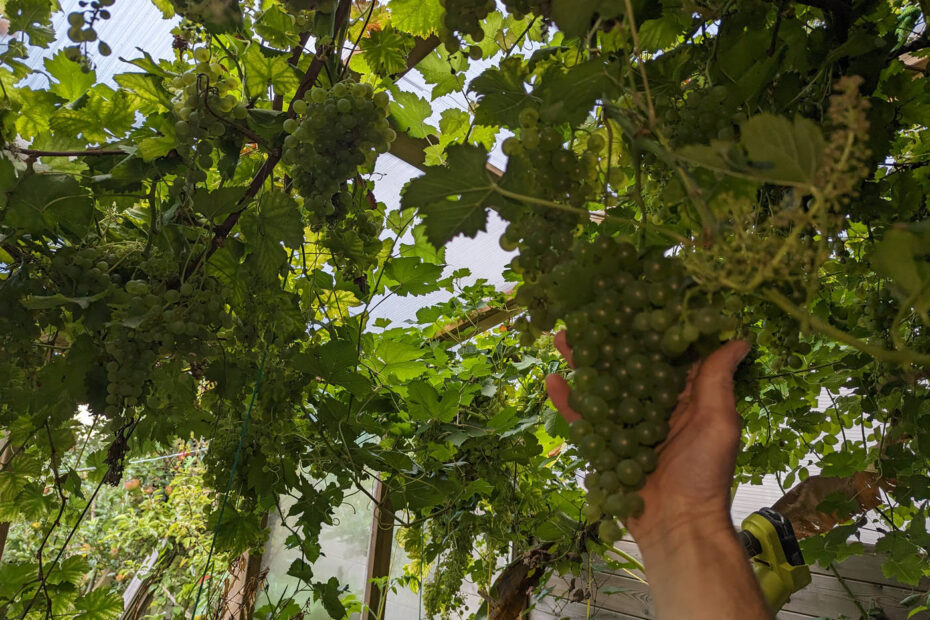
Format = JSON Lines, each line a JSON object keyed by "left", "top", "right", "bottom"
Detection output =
{"left": 762, "top": 288, "right": 930, "bottom": 365}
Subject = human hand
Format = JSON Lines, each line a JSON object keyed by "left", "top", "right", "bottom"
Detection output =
{"left": 546, "top": 331, "right": 749, "bottom": 546}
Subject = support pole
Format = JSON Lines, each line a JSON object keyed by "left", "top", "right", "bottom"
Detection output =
{"left": 362, "top": 480, "right": 395, "bottom": 620}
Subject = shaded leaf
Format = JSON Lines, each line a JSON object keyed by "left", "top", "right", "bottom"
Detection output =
{"left": 740, "top": 114, "right": 824, "bottom": 186}
{"left": 400, "top": 144, "right": 497, "bottom": 247}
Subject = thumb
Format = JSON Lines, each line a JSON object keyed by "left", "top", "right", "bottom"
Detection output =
{"left": 692, "top": 340, "right": 750, "bottom": 419}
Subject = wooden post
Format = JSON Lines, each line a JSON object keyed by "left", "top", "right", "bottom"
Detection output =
{"left": 218, "top": 513, "right": 268, "bottom": 619}
{"left": 362, "top": 480, "right": 395, "bottom": 620}
{"left": 0, "top": 432, "right": 11, "bottom": 563}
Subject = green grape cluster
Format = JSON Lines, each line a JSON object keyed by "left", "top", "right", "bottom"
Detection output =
{"left": 102, "top": 275, "right": 230, "bottom": 417}
{"left": 281, "top": 81, "right": 394, "bottom": 228}
{"left": 49, "top": 245, "right": 119, "bottom": 297}
{"left": 168, "top": 0, "right": 243, "bottom": 33}
{"left": 515, "top": 237, "right": 735, "bottom": 540}
{"left": 501, "top": 0, "right": 550, "bottom": 19}
{"left": 437, "top": 0, "right": 492, "bottom": 53}
{"left": 63, "top": 0, "right": 115, "bottom": 68}
{"left": 169, "top": 48, "right": 247, "bottom": 183}
{"left": 665, "top": 86, "right": 741, "bottom": 147}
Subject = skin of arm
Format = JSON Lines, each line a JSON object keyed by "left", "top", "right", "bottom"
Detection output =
{"left": 546, "top": 334, "right": 772, "bottom": 620}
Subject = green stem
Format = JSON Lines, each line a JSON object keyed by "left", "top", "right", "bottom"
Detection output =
{"left": 490, "top": 183, "right": 690, "bottom": 244}
{"left": 605, "top": 545, "right": 646, "bottom": 573}
{"left": 762, "top": 288, "right": 930, "bottom": 366}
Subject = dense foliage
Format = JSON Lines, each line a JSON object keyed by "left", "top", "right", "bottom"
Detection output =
{"left": 1, "top": 0, "right": 929, "bottom": 618}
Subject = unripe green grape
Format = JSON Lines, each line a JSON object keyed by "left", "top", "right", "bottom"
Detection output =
{"left": 68, "top": 12, "right": 84, "bottom": 26}
{"left": 598, "top": 518, "right": 623, "bottom": 543}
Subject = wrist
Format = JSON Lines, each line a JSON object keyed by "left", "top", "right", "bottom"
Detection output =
{"left": 628, "top": 504, "right": 735, "bottom": 556}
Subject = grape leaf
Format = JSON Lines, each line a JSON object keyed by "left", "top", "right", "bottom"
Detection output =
{"left": 549, "top": 0, "right": 600, "bottom": 38}
{"left": 113, "top": 73, "right": 173, "bottom": 114}
{"left": 74, "top": 588, "right": 123, "bottom": 620}
{"left": 405, "top": 380, "right": 458, "bottom": 422}
{"left": 4, "top": 173, "right": 94, "bottom": 238}
{"left": 6, "top": 0, "right": 54, "bottom": 47}
{"left": 533, "top": 58, "right": 618, "bottom": 126}
{"left": 192, "top": 186, "right": 248, "bottom": 222}
{"left": 416, "top": 50, "right": 466, "bottom": 99}
{"left": 739, "top": 113, "right": 825, "bottom": 186}
{"left": 400, "top": 144, "right": 498, "bottom": 247}
{"left": 385, "top": 256, "right": 444, "bottom": 296}
{"left": 257, "top": 191, "right": 304, "bottom": 248}
{"left": 876, "top": 533, "right": 926, "bottom": 585}
{"left": 389, "top": 0, "right": 443, "bottom": 37}
{"left": 45, "top": 51, "right": 96, "bottom": 101}
{"left": 389, "top": 89, "right": 436, "bottom": 139}
{"left": 243, "top": 47, "right": 300, "bottom": 99}
{"left": 470, "top": 57, "right": 533, "bottom": 128}
{"left": 361, "top": 27, "right": 411, "bottom": 76}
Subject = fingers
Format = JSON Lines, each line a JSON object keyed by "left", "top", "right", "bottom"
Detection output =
{"left": 692, "top": 339, "right": 750, "bottom": 424}
{"left": 546, "top": 373, "right": 583, "bottom": 423}
{"left": 553, "top": 330, "right": 575, "bottom": 369}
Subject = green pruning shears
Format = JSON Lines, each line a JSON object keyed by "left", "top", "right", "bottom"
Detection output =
{"left": 738, "top": 508, "right": 812, "bottom": 612}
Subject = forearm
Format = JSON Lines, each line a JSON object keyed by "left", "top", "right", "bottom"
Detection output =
{"left": 635, "top": 514, "right": 772, "bottom": 620}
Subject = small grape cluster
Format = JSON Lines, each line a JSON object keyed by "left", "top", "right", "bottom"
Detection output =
{"left": 502, "top": 108, "right": 601, "bottom": 208}
{"left": 64, "top": 0, "right": 115, "bottom": 69}
{"left": 102, "top": 275, "right": 230, "bottom": 416}
{"left": 282, "top": 81, "right": 394, "bottom": 228}
{"left": 49, "top": 245, "right": 120, "bottom": 297}
{"left": 516, "top": 237, "right": 734, "bottom": 541}
{"left": 501, "top": 0, "right": 550, "bottom": 20}
{"left": 167, "top": 0, "right": 243, "bottom": 33}
{"left": 170, "top": 47, "right": 247, "bottom": 184}
{"left": 438, "top": 0, "right": 491, "bottom": 58}
{"left": 665, "top": 87, "right": 741, "bottom": 147}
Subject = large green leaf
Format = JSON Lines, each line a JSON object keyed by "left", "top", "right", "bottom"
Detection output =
{"left": 389, "top": 89, "right": 435, "bottom": 139}
{"left": 400, "top": 144, "right": 499, "bottom": 247}
{"left": 292, "top": 339, "right": 369, "bottom": 396}
{"left": 4, "top": 173, "right": 94, "bottom": 238}
{"left": 405, "top": 379, "right": 458, "bottom": 422}
{"left": 361, "top": 27, "right": 411, "bottom": 76}
{"left": 470, "top": 57, "right": 533, "bottom": 128}
{"left": 192, "top": 186, "right": 248, "bottom": 222}
{"left": 113, "top": 72, "right": 173, "bottom": 113}
{"left": 416, "top": 50, "right": 466, "bottom": 99}
{"left": 533, "top": 58, "right": 618, "bottom": 126}
{"left": 384, "top": 256, "right": 444, "bottom": 296}
{"left": 876, "top": 533, "right": 926, "bottom": 585}
{"left": 74, "top": 588, "right": 123, "bottom": 620}
{"left": 739, "top": 114, "right": 825, "bottom": 187}
{"left": 389, "top": 0, "right": 443, "bottom": 37}
{"left": 243, "top": 45, "right": 300, "bottom": 99}
{"left": 45, "top": 51, "right": 96, "bottom": 101}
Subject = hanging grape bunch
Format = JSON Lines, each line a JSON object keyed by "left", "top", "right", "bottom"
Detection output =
{"left": 37, "top": 245, "right": 231, "bottom": 418}
{"left": 63, "top": 0, "right": 116, "bottom": 68}
{"left": 437, "top": 0, "right": 493, "bottom": 57}
{"left": 169, "top": 47, "right": 247, "bottom": 186}
{"left": 282, "top": 81, "right": 395, "bottom": 229}
{"left": 167, "top": 0, "right": 243, "bottom": 33}
{"left": 516, "top": 236, "right": 736, "bottom": 541}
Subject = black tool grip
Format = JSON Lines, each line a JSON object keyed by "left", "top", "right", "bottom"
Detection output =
{"left": 740, "top": 529, "right": 763, "bottom": 558}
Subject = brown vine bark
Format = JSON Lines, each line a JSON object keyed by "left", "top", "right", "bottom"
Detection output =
{"left": 772, "top": 470, "right": 892, "bottom": 540}
{"left": 484, "top": 546, "right": 554, "bottom": 620}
